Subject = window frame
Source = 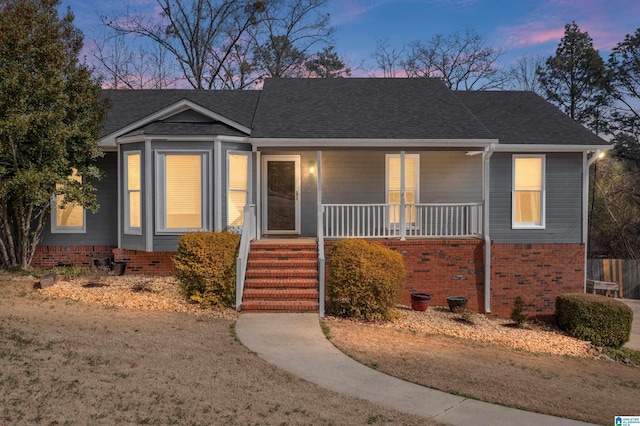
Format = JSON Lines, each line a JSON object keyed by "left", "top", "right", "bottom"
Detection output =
{"left": 226, "top": 151, "right": 252, "bottom": 229}
{"left": 124, "top": 150, "right": 142, "bottom": 235}
{"left": 385, "top": 153, "right": 420, "bottom": 225}
{"left": 512, "top": 154, "right": 546, "bottom": 229}
{"left": 155, "top": 150, "right": 211, "bottom": 235}
{"left": 51, "top": 169, "right": 86, "bottom": 234}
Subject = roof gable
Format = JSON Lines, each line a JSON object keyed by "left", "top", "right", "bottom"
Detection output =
{"left": 100, "top": 89, "right": 260, "bottom": 146}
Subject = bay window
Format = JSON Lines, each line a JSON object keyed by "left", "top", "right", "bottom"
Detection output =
{"left": 156, "top": 151, "right": 209, "bottom": 233}
{"left": 51, "top": 168, "right": 85, "bottom": 233}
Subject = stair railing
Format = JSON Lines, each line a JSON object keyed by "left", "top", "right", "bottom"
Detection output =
{"left": 236, "top": 204, "right": 256, "bottom": 311}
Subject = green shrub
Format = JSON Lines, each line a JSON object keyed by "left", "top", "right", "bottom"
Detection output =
{"left": 511, "top": 296, "right": 527, "bottom": 326}
{"left": 173, "top": 231, "right": 240, "bottom": 308}
{"left": 327, "top": 239, "right": 405, "bottom": 321}
{"left": 556, "top": 293, "right": 633, "bottom": 347}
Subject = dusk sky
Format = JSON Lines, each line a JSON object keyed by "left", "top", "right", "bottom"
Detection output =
{"left": 59, "top": 0, "right": 640, "bottom": 76}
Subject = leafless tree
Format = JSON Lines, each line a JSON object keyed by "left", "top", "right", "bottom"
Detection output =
{"left": 251, "top": 0, "right": 333, "bottom": 79}
{"left": 401, "top": 27, "right": 506, "bottom": 90}
{"left": 369, "top": 38, "right": 404, "bottom": 77}
{"left": 90, "top": 30, "right": 179, "bottom": 89}
{"left": 505, "top": 54, "right": 545, "bottom": 94}
{"left": 102, "top": 0, "right": 266, "bottom": 89}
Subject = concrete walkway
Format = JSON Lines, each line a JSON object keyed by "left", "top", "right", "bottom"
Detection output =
{"left": 621, "top": 298, "right": 640, "bottom": 351}
{"left": 236, "top": 313, "right": 595, "bottom": 426}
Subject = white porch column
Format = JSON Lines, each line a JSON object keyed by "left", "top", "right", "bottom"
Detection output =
{"left": 214, "top": 140, "right": 222, "bottom": 232}
{"left": 255, "top": 150, "right": 261, "bottom": 239}
{"left": 400, "top": 151, "right": 406, "bottom": 241}
{"left": 317, "top": 150, "right": 325, "bottom": 317}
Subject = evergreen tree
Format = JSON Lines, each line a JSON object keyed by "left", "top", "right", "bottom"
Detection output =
{"left": 0, "top": 0, "right": 108, "bottom": 268}
{"left": 537, "top": 22, "right": 610, "bottom": 133}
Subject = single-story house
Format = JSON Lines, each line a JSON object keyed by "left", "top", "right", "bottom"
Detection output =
{"left": 33, "top": 78, "right": 611, "bottom": 318}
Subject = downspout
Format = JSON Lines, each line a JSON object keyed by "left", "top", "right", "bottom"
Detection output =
{"left": 483, "top": 144, "right": 495, "bottom": 314}
{"left": 584, "top": 149, "right": 603, "bottom": 292}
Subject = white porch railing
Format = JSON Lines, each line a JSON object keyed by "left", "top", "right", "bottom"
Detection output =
{"left": 235, "top": 204, "right": 256, "bottom": 310}
{"left": 322, "top": 203, "right": 483, "bottom": 238}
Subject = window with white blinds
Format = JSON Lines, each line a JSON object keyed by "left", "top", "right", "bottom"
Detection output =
{"left": 512, "top": 155, "right": 545, "bottom": 228}
{"left": 156, "top": 151, "right": 209, "bottom": 233}
{"left": 227, "top": 152, "right": 250, "bottom": 227}
{"left": 386, "top": 154, "right": 419, "bottom": 224}
{"left": 124, "top": 151, "right": 141, "bottom": 234}
{"left": 51, "top": 168, "right": 85, "bottom": 233}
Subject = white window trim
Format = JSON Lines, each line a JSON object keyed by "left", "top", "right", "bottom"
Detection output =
{"left": 385, "top": 153, "right": 420, "bottom": 224}
{"left": 50, "top": 172, "right": 86, "bottom": 234}
{"left": 124, "top": 150, "right": 142, "bottom": 235}
{"left": 155, "top": 150, "right": 211, "bottom": 235}
{"left": 226, "top": 151, "right": 252, "bottom": 230}
{"left": 512, "top": 154, "right": 546, "bottom": 229}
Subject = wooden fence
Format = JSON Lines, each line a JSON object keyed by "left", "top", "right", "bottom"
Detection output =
{"left": 587, "top": 259, "right": 640, "bottom": 299}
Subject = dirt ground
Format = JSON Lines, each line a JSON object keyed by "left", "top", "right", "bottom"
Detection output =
{"left": 325, "top": 314, "right": 640, "bottom": 426}
{"left": 0, "top": 274, "right": 435, "bottom": 426}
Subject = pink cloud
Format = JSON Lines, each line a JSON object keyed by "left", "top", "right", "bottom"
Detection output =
{"left": 499, "top": 0, "right": 640, "bottom": 53}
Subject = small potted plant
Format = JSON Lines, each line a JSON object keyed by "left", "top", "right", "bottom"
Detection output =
{"left": 410, "top": 291, "right": 432, "bottom": 311}
{"left": 446, "top": 296, "right": 468, "bottom": 312}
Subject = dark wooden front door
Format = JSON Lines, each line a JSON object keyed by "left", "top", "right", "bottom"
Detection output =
{"left": 264, "top": 156, "right": 300, "bottom": 234}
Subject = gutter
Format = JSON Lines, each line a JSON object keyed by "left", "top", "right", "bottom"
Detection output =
{"left": 483, "top": 144, "right": 495, "bottom": 314}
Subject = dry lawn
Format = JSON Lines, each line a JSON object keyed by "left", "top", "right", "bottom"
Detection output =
{"left": 0, "top": 273, "right": 434, "bottom": 426}
{"left": 324, "top": 308, "right": 640, "bottom": 426}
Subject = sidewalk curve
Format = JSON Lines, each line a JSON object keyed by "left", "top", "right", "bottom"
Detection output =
{"left": 235, "top": 313, "right": 594, "bottom": 426}
{"left": 620, "top": 298, "right": 640, "bottom": 351}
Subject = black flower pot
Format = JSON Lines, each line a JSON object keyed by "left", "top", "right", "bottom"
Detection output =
{"left": 447, "top": 296, "right": 468, "bottom": 312}
{"left": 410, "top": 292, "right": 432, "bottom": 312}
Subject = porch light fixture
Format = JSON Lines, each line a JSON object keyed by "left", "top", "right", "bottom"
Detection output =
{"left": 309, "top": 163, "right": 315, "bottom": 174}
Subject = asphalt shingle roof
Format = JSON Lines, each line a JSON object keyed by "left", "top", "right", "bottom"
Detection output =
{"left": 250, "top": 78, "right": 495, "bottom": 140}
{"left": 454, "top": 91, "right": 607, "bottom": 145}
{"left": 100, "top": 79, "right": 609, "bottom": 146}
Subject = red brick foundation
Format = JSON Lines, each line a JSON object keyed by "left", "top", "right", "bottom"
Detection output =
{"left": 324, "top": 239, "right": 585, "bottom": 319}
{"left": 32, "top": 246, "right": 175, "bottom": 275}
{"left": 489, "top": 243, "right": 585, "bottom": 319}
{"left": 32, "top": 245, "right": 116, "bottom": 269}
{"left": 111, "top": 249, "right": 174, "bottom": 275}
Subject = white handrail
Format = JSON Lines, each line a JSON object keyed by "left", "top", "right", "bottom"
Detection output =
{"left": 322, "top": 203, "right": 483, "bottom": 239}
{"left": 235, "top": 204, "right": 256, "bottom": 310}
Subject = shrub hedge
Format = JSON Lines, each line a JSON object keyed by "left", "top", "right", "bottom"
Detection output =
{"left": 556, "top": 293, "right": 633, "bottom": 347}
{"left": 173, "top": 231, "right": 240, "bottom": 308}
{"left": 327, "top": 239, "right": 405, "bottom": 321}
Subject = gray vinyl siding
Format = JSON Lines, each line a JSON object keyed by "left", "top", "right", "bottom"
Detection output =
{"left": 120, "top": 143, "right": 146, "bottom": 250}
{"left": 40, "top": 153, "right": 118, "bottom": 246}
{"left": 489, "top": 152, "right": 583, "bottom": 243}
{"left": 322, "top": 150, "right": 483, "bottom": 205}
{"left": 421, "top": 152, "right": 482, "bottom": 203}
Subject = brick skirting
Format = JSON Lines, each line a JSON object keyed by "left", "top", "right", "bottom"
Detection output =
{"left": 32, "top": 246, "right": 174, "bottom": 275}
{"left": 34, "top": 240, "right": 585, "bottom": 318}
{"left": 324, "top": 239, "right": 585, "bottom": 319}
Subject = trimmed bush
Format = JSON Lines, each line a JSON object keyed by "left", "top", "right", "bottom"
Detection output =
{"left": 327, "top": 239, "right": 406, "bottom": 321}
{"left": 556, "top": 293, "right": 633, "bottom": 347}
{"left": 173, "top": 231, "right": 240, "bottom": 308}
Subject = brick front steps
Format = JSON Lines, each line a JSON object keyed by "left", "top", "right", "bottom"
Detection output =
{"left": 241, "top": 239, "right": 319, "bottom": 313}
